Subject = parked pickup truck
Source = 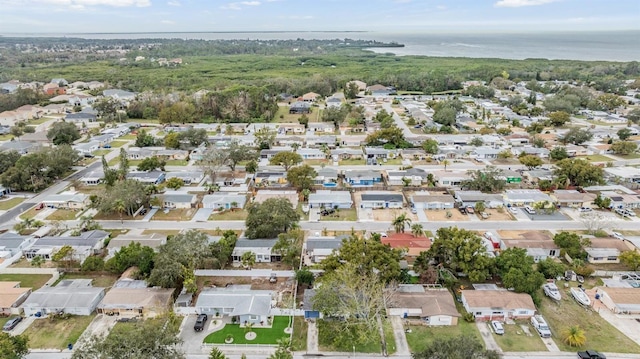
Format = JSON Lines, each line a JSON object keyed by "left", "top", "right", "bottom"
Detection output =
{"left": 577, "top": 350, "right": 607, "bottom": 359}
{"left": 530, "top": 315, "right": 552, "bottom": 338}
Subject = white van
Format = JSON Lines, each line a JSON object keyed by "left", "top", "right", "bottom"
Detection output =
{"left": 491, "top": 321, "right": 504, "bottom": 335}
{"left": 524, "top": 206, "right": 536, "bottom": 215}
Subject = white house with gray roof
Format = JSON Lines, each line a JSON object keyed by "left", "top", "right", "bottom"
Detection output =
{"left": 21, "top": 279, "right": 105, "bottom": 316}
{"left": 503, "top": 190, "right": 554, "bottom": 207}
{"left": 23, "top": 230, "right": 109, "bottom": 264}
{"left": 0, "top": 232, "right": 34, "bottom": 257}
{"left": 305, "top": 235, "right": 347, "bottom": 264}
{"left": 308, "top": 190, "right": 352, "bottom": 209}
{"left": 455, "top": 191, "right": 504, "bottom": 208}
{"left": 387, "top": 168, "right": 429, "bottom": 186}
{"left": 41, "top": 192, "right": 89, "bottom": 210}
{"left": 165, "top": 170, "right": 204, "bottom": 185}
{"left": 360, "top": 191, "right": 404, "bottom": 209}
{"left": 232, "top": 239, "right": 280, "bottom": 263}
{"left": 195, "top": 285, "right": 274, "bottom": 325}
{"left": 156, "top": 192, "right": 197, "bottom": 209}
{"left": 202, "top": 193, "right": 247, "bottom": 210}
{"left": 314, "top": 167, "right": 339, "bottom": 187}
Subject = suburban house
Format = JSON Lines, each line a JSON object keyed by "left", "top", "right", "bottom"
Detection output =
{"left": 65, "top": 112, "right": 97, "bottom": 123}
{"left": 279, "top": 123, "right": 306, "bottom": 135}
{"left": 97, "top": 279, "right": 174, "bottom": 318}
{"left": 79, "top": 170, "right": 104, "bottom": 186}
{"left": 126, "top": 171, "right": 166, "bottom": 185}
{"left": 156, "top": 192, "right": 197, "bottom": 209}
{"left": 432, "top": 170, "right": 471, "bottom": 187}
{"left": 314, "top": 167, "right": 339, "bottom": 187}
{"left": 455, "top": 191, "right": 504, "bottom": 209}
{"left": 23, "top": 230, "right": 109, "bottom": 264}
{"left": 0, "top": 282, "right": 32, "bottom": 316}
{"left": 400, "top": 149, "right": 429, "bottom": 161}
{"left": 331, "top": 148, "right": 364, "bottom": 160}
{"left": 603, "top": 167, "right": 640, "bottom": 184}
{"left": 74, "top": 140, "right": 100, "bottom": 156}
{"left": 325, "top": 97, "right": 342, "bottom": 108}
{"left": 585, "top": 238, "right": 633, "bottom": 264}
{"left": 600, "top": 191, "right": 640, "bottom": 209}
{"left": 550, "top": 190, "right": 597, "bottom": 208}
{"left": 347, "top": 80, "right": 367, "bottom": 91}
{"left": 410, "top": 192, "right": 456, "bottom": 210}
{"left": 41, "top": 192, "right": 90, "bottom": 210}
{"left": 304, "top": 235, "right": 346, "bottom": 264}
{"left": 367, "top": 84, "right": 394, "bottom": 96}
{"left": 127, "top": 147, "right": 189, "bottom": 161}
{"left": 253, "top": 190, "right": 299, "bottom": 207}
{"left": 0, "top": 232, "right": 35, "bottom": 257}
{"left": 461, "top": 290, "right": 536, "bottom": 321}
{"left": 387, "top": 285, "right": 460, "bottom": 326}
{"left": 289, "top": 101, "right": 311, "bottom": 114}
{"left": 106, "top": 232, "right": 167, "bottom": 256}
{"left": 596, "top": 287, "right": 640, "bottom": 314}
{"left": 254, "top": 171, "right": 287, "bottom": 186}
{"left": 297, "top": 148, "right": 326, "bottom": 160}
{"left": 308, "top": 190, "right": 353, "bottom": 209}
{"left": 386, "top": 168, "right": 429, "bottom": 186}
{"left": 232, "top": 239, "right": 280, "bottom": 263}
{"left": 381, "top": 233, "right": 431, "bottom": 260}
{"left": 165, "top": 171, "right": 204, "bottom": 185}
{"left": 364, "top": 147, "right": 397, "bottom": 162}
{"left": 21, "top": 279, "right": 105, "bottom": 316}
{"left": 276, "top": 136, "right": 305, "bottom": 148}
{"left": 511, "top": 146, "right": 549, "bottom": 158}
{"left": 196, "top": 285, "right": 274, "bottom": 325}
{"left": 43, "top": 83, "right": 65, "bottom": 95}
{"left": 259, "top": 147, "right": 292, "bottom": 160}
{"left": 306, "top": 135, "right": 336, "bottom": 148}
{"left": 103, "top": 89, "right": 136, "bottom": 103}
{"left": 360, "top": 191, "right": 404, "bottom": 209}
{"left": 202, "top": 193, "right": 247, "bottom": 210}
{"left": 0, "top": 140, "right": 38, "bottom": 154}
{"left": 503, "top": 189, "right": 554, "bottom": 207}
{"left": 500, "top": 239, "right": 559, "bottom": 262}
{"left": 302, "top": 92, "right": 321, "bottom": 102}
{"left": 308, "top": 123, "right": 336, "bottom": 134}
{"left": 344, "top": 169, "right": 383, "bottom": 186}
{"left": 471, "top": 147, "right": 501, "bottom": 160}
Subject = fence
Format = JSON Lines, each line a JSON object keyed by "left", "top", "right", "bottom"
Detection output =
{"left": 202, "top": 343, "right": 277, "bottom": 349}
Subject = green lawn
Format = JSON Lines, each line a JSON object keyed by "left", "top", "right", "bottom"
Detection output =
{"left": 56, "top": 273, "right": 120, "bottom": 288}
{"left": 537, "top": 289, "right": 640, "bottom": 353}
{"left": 274, "top": 105, "right": 307, "bottom": 123}
{"left": 109, "top": 140, "right": 128, "bottom": 148}
{"left": 0, "top": 197, "right": 25, "bottom": 210}
{"left": 19, "top": 206, "right": 39, "bottom": 220}
{"left": 203, "top": 316, "right": 291, "bottom": 345}
{"left": 46, "top": 209, "right": 81, "bottom": 221}
{"left": 290, "top": 317, "right": 308, "bottom": 351}
{"left": 0, "top": 274, "right": 52, "bottom": 290}
{"left": 618, "top": 153, "right": 640, "bottom": 159}
{"left": 119, "top": 134, "right": 137, "bottom": 140}
{"left": 339, "top": 158, "right": 366, "bottom": 166}
{"left": 382, "top": 319, "right": 397, "bottom": 355}
{"left": 209, "top": 209, "right": 248, "bottom": 221}
{"left": 166, "top": 159, "right": 188, "bottom": 166}
{"left": 491, "top": 321, "right": 547, "bottom": 352}
{"left": 405, "top": 320, "right": 483, "bottom": 353}
{"left": 577, "top": 154, "right": 614, "bottom": 163}
{"left": 92, "top": 149, "right": 111, "bottom": 156}
{"left": 0, "top": 134, "right": 14, "bottom": 141}
{"left": 318, "top": 320, "right": 385, "bottom": 354}
{"left": 24, "top": 315, "right": 95, "bottom": 349}
{"left": 28, "top": 117, "right": 51, "bottom": 125}
{"left": 151, "top": 208, "right": 196, "bottom": 221}
{"left": 320, "top": 208, "right": 357, "bottom": 221}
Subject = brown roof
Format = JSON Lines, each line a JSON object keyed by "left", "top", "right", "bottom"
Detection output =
{"left": 99, "top": 287, "right": 174, "bottom": 309}
{"left": 551, "top": 190, "right": 596, "bottom": 202}
{"left": 589, "top": 238, "right": 633, "bottom": 251}
{"left": 0, "top": 281, "right": 31, "bottom": 308}
{"left": 599, "top": 287, "right": 640, "bottom": 305}
{"left": 390, "top": 290, "right": 460, "bottom": 317}
{"left": 462, "top": 290, "right": 535, "bottom": 310}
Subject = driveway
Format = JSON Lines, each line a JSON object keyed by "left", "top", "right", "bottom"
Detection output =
{"left": 10, "top": 316, "right": 36, "bottom": 335}
{"left": 358, "top": 207, "right": 374, "bottom": 222}
{"left": 179, "top": 315, "right": 214, "bottom": 354}
{"left": 76, "top": 315, "right": 117, "bottom": 348}
{"left": 476, "top": 322, "right": 502, "bottom": 353}
{"left": 389, "top": 316, "right": 410, "bottom": 355}
{"left": 191, "top": 208, "right": 213, "bottom": 222}
{"left": 307, "top": 319, "right": 319, "bottom": 353}
{"left": 308, "top": 208, "right": 320, "bottom": 222}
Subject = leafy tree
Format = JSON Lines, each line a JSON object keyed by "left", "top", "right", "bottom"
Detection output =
{"left": 496, "top": 248, "right": 545, "bottom": 296}
{"left": 178, "top": 128, "right": 207, "bottom": 148}
{"left": 549, "top": 146, "right": 569, "bottom": 161}
{"left": 559, "top": 127, "right": 593, "bottom": 145}
{"left": 198, "top": 146, "right": 229, "bottom": 184}
{"left": 617, "top": 127, "right": 633, "bottom": 140}
{"left": 497, "top": 149, "right": 512, "bottom": 159}
{"left": 298, "top": 113, "right": 309, "bottom": 128}
{"left": 93, "top": 97, "right": 119, "bottom": 122}
{"left": 295, "top": 267, "right": 315, "bottom": 286}
{"left": 344, "top": 82, "right": 360, "bottom": 99}
{"left": 81, "top": 256, "right": 105, "bottom": 272}
{"left": 164, "top": 132, "right": 181, "bottom": 149}
{"left": 553, "top": 231, "right": 590, "bottom": 259}
{"left": 254, "top": 127, "right": 277, "bottom": 149}
{"left": 427, "top": 227, "right": 494, "bottom": 282}
{"left": 365, "top": 126, "right": 409, "bottom": 148}
{"left": 548, "top": 111, "right": 570, "bottom": 127}
{"left": 71, "top": 316, "right": 184, "bottom": 359}
{"left": 245, "top": 198, "right": 299, "bottom": 239}
{"left": 463, "top": 85, "right": 495, "bottom": 99}
{"left": 519, "top": 155, "right": 543, "bottom": 170}
{"left": 95, "top": 179, "right": 150, "bottom": 217}
{"left": 1, "top": 145, "right": 79, "bottom": 192}
{"left": 273, "top": 229, "right": 304, "bottom": 267}
{"left": 411, "top": 223, "right": 425, "bottom": 238}
{"left": 0, "top": 332, "right": 29, "bottom": 359}
{"left": 241, "top": 251, "right": 256, "bottom": 269}
{"left": 554, "top": 158, "right": 604, "bottom": 187}
{"left": 149, "top": 230, "right": 209, "bottom": 289}
{"left": 392, "top": 213, "right": 412, "bottom": 233}
{"left": 536, "top": 257, "right": 565, "bottom": 279}
{"left": 268, "top": 338, "right": 293, "bottom": 359}
{"left": 421, "top": 138, "right": 439, "bottom": 155}
{"left": 105, "top": 242, "right": 156, "bottom": 276}
{"left": 0, "top": 150, "right": 21, "bottom": 173}
{"left": 134, "top": 129, "right": 158, "bottom": 147}
{"left": 158, "top": 101, "right": 196, "bottom": 125}
{"left": 46, "top": 121, "right": 80, "bottom": 145}
{"left": 412, "top": 334, "right": 501, "bottom": 359}
{"left": 286, "top": 164, "right": 317, "bottom": 190}
{"left": 593, "top": 194, "right": 612, "bottom": 209}
{"left": 227, "top": 140, "right": 258, "bottom": 171}
{"left": 561, "top": 325, "right": 587, "bottom": 347}
{"left": 462, "top": 166, "right": 505, "bottom": 193}
{"left": 270, "top": 151, "right": 303, "bottom": 171}
{"left": 245, "top": 159, "right": 258, "bottom": 173}
{"left": 474, "top": 201, "right": 486, "bottom": 213}
{"left": 322, "top": 106, "right": 348, "bottom": 128}
{"left": 118, "top": 148, "right": 129, "bottom": 178}
{"left": 526, "top": 122, "right": 546, "bottom": 134}
{"left": 165, "top": 177, "right": 184, "bottom": 190}
{"left": 593, "top": 93, "right": 625, "bottom": 111}
{"left": 619, "top": 251, "right": 640, "bottom": 271}
{"left": 137, "top": 156, "right": 166, "bottom": 172}
{"left": 433, "top": 106, "right": 457, "bottom": 126}
{"left": 52, "top": 245, "right": 75, "bottom": 269}
{"left": 628, "top": 108, "right": 640, "bottom": 124}
{"left": 208, "top": 230, "right": 237, "bottom": 269}
{"left": 610, "top": 141, "right": 638, "bottom": 155}
{"left": 469, "top": 137, "right": 484, "bottom": 147}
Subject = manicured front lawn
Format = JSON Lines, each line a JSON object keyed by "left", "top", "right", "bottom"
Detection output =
{"left": 0, "top": 197, "right": 24, "bottom": 210}
{"left": 92, "top": 149, "right": 111, "bottom": 156}
{"left": 119, "top": 134, "right": 137, "bottom": 140}
{"left": 0, "top": 134, "right": 14, "bottom": 141}
{"left": 577, "top": 154, "right": 614, "bottom": 163}
{"left": 290, "top": 317, "right": 308, "bottom": 351}
{"left": 405, "top": 320, "right": 483, "bottom": 353}
{"left": 318, "top": 320, "right": 384, "bottom": 353}
{"left": 0, "top": 274, "right": 52, "bottom": 289}
{"left": 109, "top": 140, "right": 128, "bottom": 148}
{"left": 209, "top": 209, "right": 248, "bottom": 221}
{"left": 166, "top": 159, "right": 188, "bottom": 166}
{"left": 203, "top": 316, "right": 291, "bottom": 345}
{"left": 24, "top": 315, "right": 95, "bottom": 349}
{"left": 538, "top": 290, "right": 640, "bottom": 353}
{"left": 339, "top": 159, "right": 366, "bottom": 166}
{"left": 491, "top": 321, "right": 547, "bottom": 352}
{"left": 618, "top": 153, "right": 640, "bottom": 159}
{"left": 319, "top": 208, "right": 357, "bottom": 221}
{"left": 46, "top": 209, "right": 81, "bottom": 221}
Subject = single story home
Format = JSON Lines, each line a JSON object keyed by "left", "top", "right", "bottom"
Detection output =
{"left": 303, "top": 289, "right": 320, "bottom": 319}
{"left": 603, "top": 167, "right": 640, "bottom": 184}
{"left": 23, "top": 230, "right": 109, "bottom": 264}
{"left": 410, "top": 192, "right": 455, "bottom": 210}
{"left": 289, "top": 101, "right": 311, "bottom": 114}
{"left": 126, "top": 171, "right": 166, "bottom": 185}
{"left": 165, "top": 171, "right": 204, "bottom": 185}
{"left": 360, "top": 191, "right": 404, "bottom": 209}
{"left": 471, "top": 147, "right": 501, "bottom": 160}
{"left": 601, "top": 191, "right": 640, "bottom": 209}
{"left": 308, "top": 191, "right": 352, "bottom": 209}
{"left": 387, "top": 168, "right": 428, "bottom": 186}
{"left": 305, "top": 236, "right": 345, "bottom": 264}
{"left": 232, "top": 239, "right": 280, "bottom": 263}
{"left": 432, "top": 170, "right": 471, "bottom": 187}
{"left": 21, "top": 279, "right": 105, "bottom": 316}
{"left": 455, "top": 191, "right": 504, "bottom": 209}
{"left": 387, "top": 286, "right": 460, "bottom": 326}
{"left": 0, "top": 232, "right": 34, "bottom": 256}
{"left": 196, "top": 285, "right": 274, "bottom": 325}
{"left": 381, "top": 233, "right": 431, "bottom": 260}
{"left": 106, "top": 233, "right": 167, "bottom": 256}
{"left": 157, "top": 192, "right": 198, "bottom": 209}
{"left": 41, "top": 192, "right": 89, "bottom": 210}
{"left": 202, "top": 193, "right": 247, "bottom": 210}
{"left": 79, "top": 170, "right": 104, "bottom": 186}
{"left": 0, "top": 281, "right": 32, "bottom": 316}
{"left": 500, "top": 239, "right": 560, "bottom": 262}
{"left": 586, "top": 248, "right": 620, "bottom": 264}
{"left": 344, "top": 170, "right": 383, "bottom": 186}
{"left": 254, "top": 171, "right": 287, "bottom": 185}
{"left": 550, "top": 190, "right": 597, "bottom": 208}
{"left": 503, "top": 189, "right": 554, "bottom": 207}
{"left": 314, "top": 167, "right": 339, "bottom": 187}
{"left": 461, "top": 290, "right": 536, "bottom": 321}
{"left": 308, "top": 123, "right": 336, "bottom": 134}
{"left": 596, "top": 287, "right": 640, "bottom": 314}
{"left": 253, "top": 190, "right": 299, "bottom": 207}
{"left": 297, "top": 148, "right": 326, "bottom": 160}
{"left": 330, "top": 148, "right": 364, "bottom": 160}
{"left": 97, "top": 279, "right": 174, "bottom": 318}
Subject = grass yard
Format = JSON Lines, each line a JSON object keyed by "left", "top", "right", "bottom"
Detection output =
{"left": 304, "top": 159, "right": 330, "bottom": 166}
{"left": 319, "top": 208, "right": 357, "bottom": 221}
{"left": 380, "top": 158, "right": 403, "bottom": 165}
{"left": 0, "top": 134, "right": 14, "bottom": 141}
{"left": 405, "top": 320, "right": 482, "bottom": 353}
{"left": 119, "top": 134, "right": 137, "bottom": 140}
{"left": 141, "top": 229, "right": 181, "bottom": 236}
{"left": 538, "top": 292, "right": 640, "bottom": 353}
{"left": 618, "top": 153, "right": 640, "bottom": 159}
{"left": 382, "top": 319, "right": 397, "bottom": 355}
{"left": 274, "top": 105, "right": 307, "bottom": 123}
{"left": 28, "top": 117, "right": 51, "bottom": 125}
{"left": 56, "top": 273, "right": 120, "bottom": 288}
{"left": 19, "top": 206, "right": 40, "bottom": 220}
{"left": 203, "top": 316, "right": 291, "bottom": 345}
{"left": 577, "top": 154, "right": 614, "bottom": 163}
{"left": 92, "top": 149, "right": 111, "bottom": 156}
{"left": 339, "top": 158, "right": 366, "bottom": 166}
{"left": 151, "top": 208, "right": 195, "bottom": 221}
{"left": 0, "top": 317, "right": 12, "bottom": 328}
{"left": 491, "top": 321, "right": 547, "bottom": 352}
{"left": 0, "top": 274, "right": 52, "bottom": 289}
{"left": 318, "top": 320, "right": 385, "bottom": 354}
{"left": 208, "top": 209, "right": 248, "bottom": 221}
{"left": 290, "top": 317, "right": 308, "bottom": 351}
{"left": 109, "top": 140, "right": 128, "bottom": 148}
{"left": 24, "top": 315, "right": 95, "bottom": 349}
{"left": 0, "top": 197, "right": 24, "bottom": 210}
{"left": 166, "top": 159, "right": 189, "bottom": 166}
{"left": 46, "top": 209, "right": 81, "bottom": 221}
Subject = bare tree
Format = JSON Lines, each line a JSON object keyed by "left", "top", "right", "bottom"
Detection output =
{"left": 580, "top": 212, "right": 610, "bottom": 235}
{"left": 198, "top": 146, "right": 229, "bottom": 185}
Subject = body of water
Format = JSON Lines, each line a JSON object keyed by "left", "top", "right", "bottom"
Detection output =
{"left": 2, "top": 30, "right": 639, "bottom": 62}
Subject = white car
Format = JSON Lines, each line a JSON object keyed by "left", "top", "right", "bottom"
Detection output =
{"left": 612, "top": 232, "right": 625, "bottom": 240}
{"left": 578, "top": 207, "right": 593, "bottom": 213}
{"left": 491, "top": 321, "right": 504, "bottom": 335}
{"left": 509, "top": 207, "right": 519, "bottom": 214}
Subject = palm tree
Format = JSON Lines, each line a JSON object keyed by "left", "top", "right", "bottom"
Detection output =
{"left": 411, "top": 223, "right": 425, "bottom": 238}
{"left": 442, "top": 159, "right": 450, "bottom": 172}
{"left": 208, "top": 347, "right": 227, "bottom": 359}
{"left": 562, "top": 325, "right": 587, "bottom": 347}
{"left": 114, "top": 199, "right": 126, "bottom": 223}
{"left": 291, "top": 143, "right": 300, "bottom": 152}
{"left": 392, "top": 213, "right": 412, "bottom": 233}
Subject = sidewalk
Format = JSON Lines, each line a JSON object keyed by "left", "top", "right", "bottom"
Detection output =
{"left": 476, "top": 322, "right": 502, "bottom": 353}
{"left": 389, "top": 316, "right": 410, "bottom": 356}
{"left": 307, "top": 320, "right": 319, "bottom": 353}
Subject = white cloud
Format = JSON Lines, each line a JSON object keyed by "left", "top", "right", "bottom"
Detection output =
{"left": 495, "top": 0, "right": 561, "bottom": 7}
{"left": 167, "top": 0, "right": 180, "bottom": 6}
{"left": 240, "top": 1, "right": 260, "bottom": 5}
{"left": 1, "top": 0, "right": 152, "bottom": 7}
{"left": 221, "top": 1, "right": 260, "bottom": 10}
{"left": 161, "top": 19, "right": 175, "bottom": 24}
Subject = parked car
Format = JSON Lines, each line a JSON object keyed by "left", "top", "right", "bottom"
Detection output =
{"left": 458, "top": 207, "right": 467, "bottom": 214}
{"left": 480, "top": 212, "right": 489, "bottom": 220}
{"left": 35, "top": 203, "right": 44, "bottom": 210}
{"left": 2, "top": 316, "right": 22, "bottom": 331}
{"left": 466, "top": 206, "right": 475, "bottom": 214}
{"left": 509, "top": 206, "right": 519, "bottom": 214}
{"left": 577, "top": 350, "right": 607, "bottom": 359}
{"left": 612, "top": 232, "right": 625, "bottom": 240}
{"left": 579, "top": 207, "right": 593, "bottom": 213}
{"left": 193, "top": 314, "right": 208, "bottom": 332}
{"left": 491, "top": 320, "right": 504, "bottom": 335}
{"left": 320, "top": 208, "right": 335, "bottom": 216}
{"left": 411, "top": 207, "right": 418, "bottom": 214}
{"left": 269, "top": 273, "right": 277, "bottom": 283}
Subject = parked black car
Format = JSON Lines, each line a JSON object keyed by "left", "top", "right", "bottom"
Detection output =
{"left": 577, "top": 350, "right": 606, "bottom": 359}
{"left": 194, "top": 314, "right": 208, "bottom": 332}
{"left": 2, "top": 316, "right": 22, "bottom": 331}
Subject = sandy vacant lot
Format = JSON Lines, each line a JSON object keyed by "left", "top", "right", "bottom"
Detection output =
{"left": 497, "top": 230, "right": 553, "bottom": 241}
{"left": 373, "top": 208, "right": 418, "bottom": 221}
{"left": 477, "top": 208, "right": 514, "bottom": 221}
{"left": 426, "top": 209, "right": 469, "bottom": 221}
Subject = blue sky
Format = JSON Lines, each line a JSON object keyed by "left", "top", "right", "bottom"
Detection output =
{"left": 0, "top": 0, "right": 638, "bottom": 33}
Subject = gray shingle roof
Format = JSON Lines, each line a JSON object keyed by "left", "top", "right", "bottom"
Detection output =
{"left": 196, "top": 287, "right": 273, "bottom": 316}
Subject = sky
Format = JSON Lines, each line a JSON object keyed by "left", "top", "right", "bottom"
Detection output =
{"left": 0, "top": 0, "right": 638, "bottom": 34}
